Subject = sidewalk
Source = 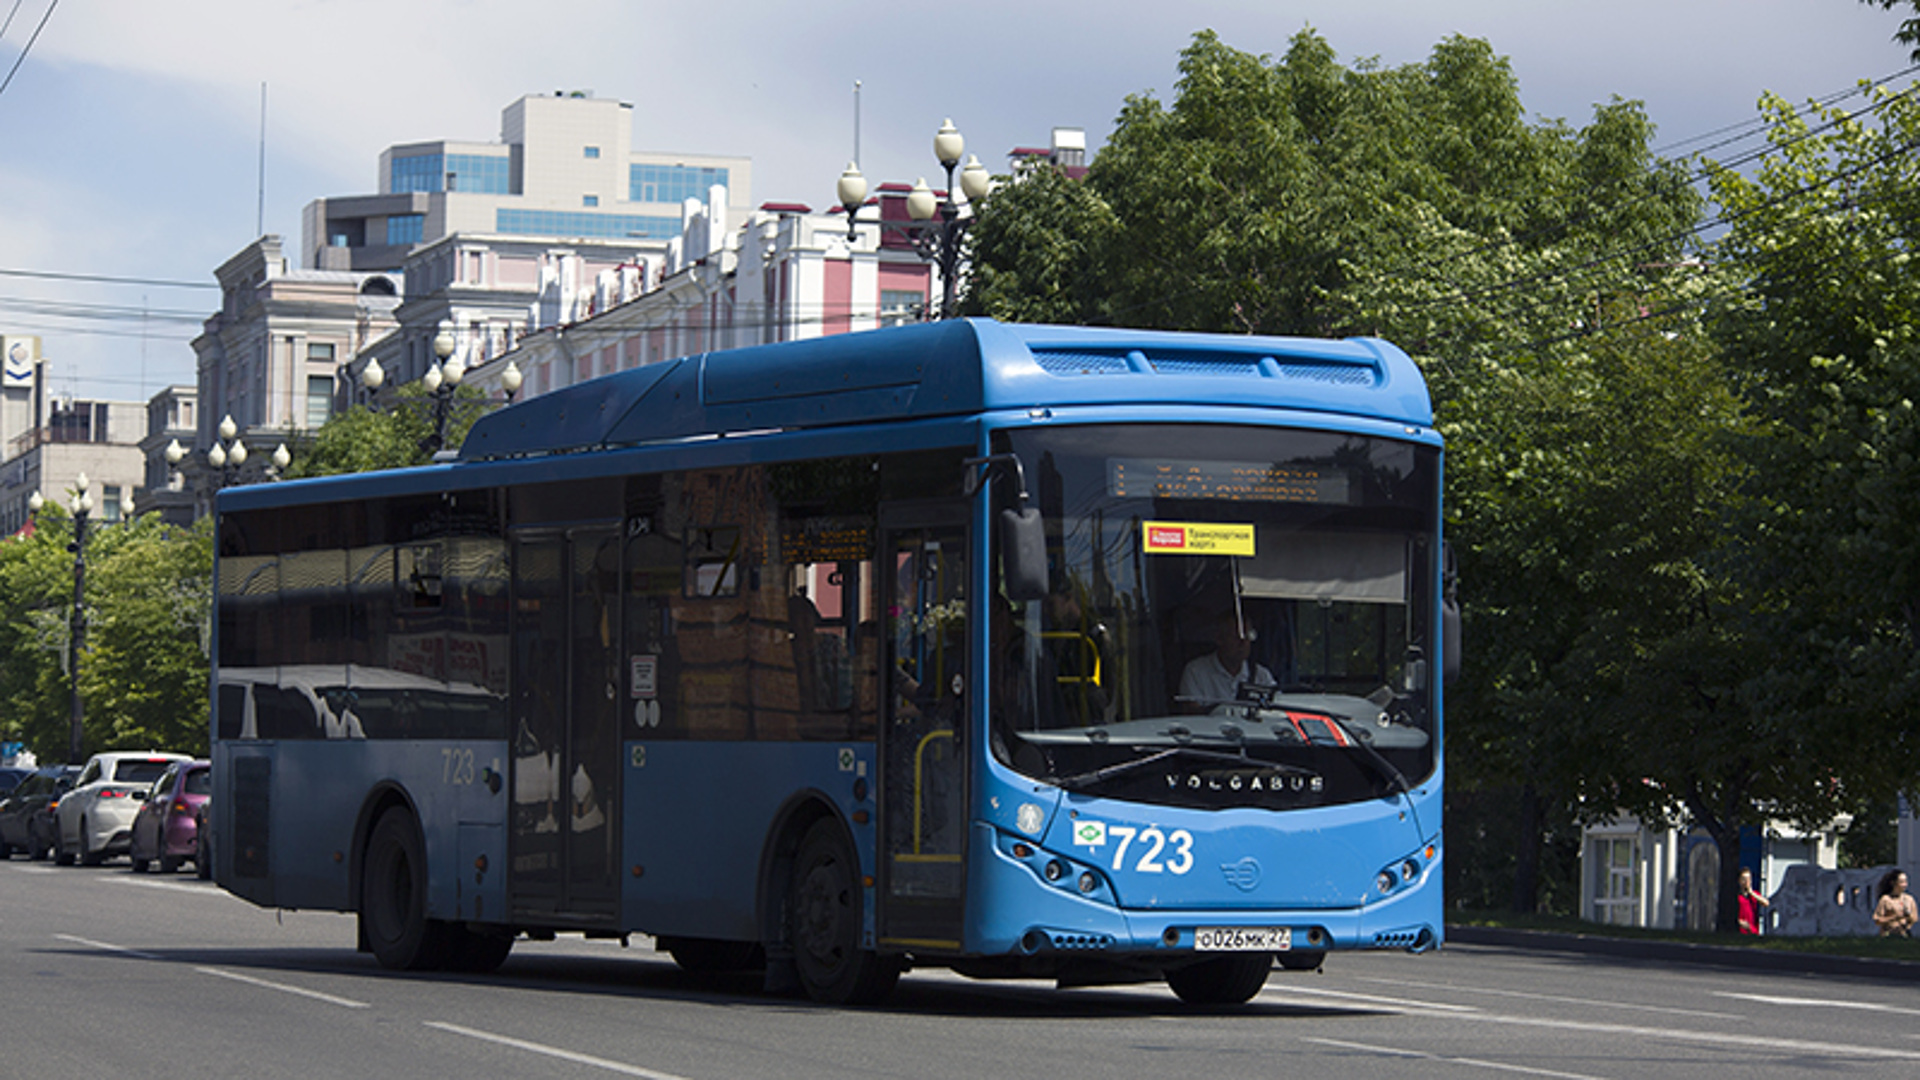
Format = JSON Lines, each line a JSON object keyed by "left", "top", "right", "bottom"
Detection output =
{"left": 1446, "top": 924, "right": 1920, "bottom": 982}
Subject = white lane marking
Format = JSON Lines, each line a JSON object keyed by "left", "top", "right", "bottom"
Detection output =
{"left": 1444, "top": 1009, "right": 1920, "bottom": 1062}
{"left": 1355, "top": 975, "right": 1746, "bottom": 1021}
{"left": 118, "top": 876, "right": 240, "bottom": 898}
{"left": 1302, "top": 1036, "right": 1612, "bottom": 1080}
{"left": 12, "top": 865, "right": 58, "bottom": 874}
{"left": 1713, "top": 991, "right": 1920, "bottom": 1018}
{"left": 424, "top": 1022, "right": 695, "bottom": 1080}
{"left": 196, "top": 966, "right": 369, "bottom": 1009}
{"left": 55, "top": 933, "right": 160, "bottom": 960}
{"left": 1259, "top": 983, "right": 1480, "bottom": 1011}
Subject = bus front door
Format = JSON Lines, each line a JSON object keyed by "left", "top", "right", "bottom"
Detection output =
{"left": 509, "top": 527, "right": 622, "bottom": 923}
{"left": 877, "top": 505, "right": 968, "bottom": 953}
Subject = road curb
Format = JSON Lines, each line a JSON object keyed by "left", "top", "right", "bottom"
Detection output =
{"left": 1446, "top": 925, "right": 1920, "bottom": 982}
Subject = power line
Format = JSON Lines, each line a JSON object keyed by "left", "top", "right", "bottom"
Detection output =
{"left": 0, "top": 0, "right": 57, "bottom": 101}
{"left": 0, "top": 267, "right": 217, "bottom": 290}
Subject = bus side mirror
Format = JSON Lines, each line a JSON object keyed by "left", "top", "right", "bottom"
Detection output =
{"left": 1001, "top": 508, "right": 1047, "bottom": 601}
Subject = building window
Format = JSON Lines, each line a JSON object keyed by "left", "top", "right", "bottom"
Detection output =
{"left": 629, "top": 164, "right": 730, "bottom": 205}
{"left": 583, "top": 195, "right": 599, "bottom": 207}
{"left": 103, "top": 485, "right": 123, "bottom": 523}
{"left": 584, "top": 146, "right": 601, "bottom": 159}
{"left": 386, "top": 214, "right": 424, "bottom": 245}
{"left": 390, "top": 152, "right": 510, "bottom": 195}
{"left": 308, "top": 342, "right": 336, "bottom": 364}
{"left": 495, "top": 209, "right": 678, "bottom": 240}
{"left": 307, "top": 375, "right": 334, "bottom": 429}
{"left": 1592, "top": 836, "right": 1640, "bottom": 926}
{"left": 879, "top": 289, "right": 925, "bottom": 327}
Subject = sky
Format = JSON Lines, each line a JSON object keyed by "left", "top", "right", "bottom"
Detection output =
{"left": 0, "top": 0, "right": 1911, "bottom": 406}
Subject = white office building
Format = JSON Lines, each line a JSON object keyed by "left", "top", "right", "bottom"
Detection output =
{"left": 301, "top": 91, "right": 751, "bottom": 275}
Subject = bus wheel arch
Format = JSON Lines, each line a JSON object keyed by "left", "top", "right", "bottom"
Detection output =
{"left": 755, "top": 793, "right": 898, "bottom": 1003}
{"left": 354, "top": 787, "right": 454, "bottom": 970}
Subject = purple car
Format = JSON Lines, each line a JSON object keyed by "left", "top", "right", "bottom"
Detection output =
{"left": 128, "top": 760, "right": 210, "bottom": 874}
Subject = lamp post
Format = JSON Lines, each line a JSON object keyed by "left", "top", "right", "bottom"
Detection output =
{"left": 165, "top": 415, "right": 289, "bottom": 516}
{"left": 421, "top": 325, "right": 466, "bottom": 455}
{"left": 358, "top": 331, "right": 519, "bottom": 453}
{"left": 66, "top": 473, "right": 91, "bottom": 765}
{"left": 836, "top": 118, "right": 992, "bottom": 320}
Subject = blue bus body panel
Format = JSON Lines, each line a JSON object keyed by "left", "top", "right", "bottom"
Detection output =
{"left": 454, "top": 319, "right": 1431, "bottom": 461}
{"left": 621, "top": 742, "right": 876, "bottom": 944}
{"left": 213, "top": 739, "right": 509, "bottom": 921}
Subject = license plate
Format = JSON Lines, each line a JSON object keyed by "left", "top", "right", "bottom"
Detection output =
{"left": 1194, "top": 926, "right": 1291, "bottom": 952}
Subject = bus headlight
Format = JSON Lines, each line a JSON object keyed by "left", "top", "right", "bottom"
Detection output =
{"left": 1376, "top": 871, "right": 1396, "bottom": 894}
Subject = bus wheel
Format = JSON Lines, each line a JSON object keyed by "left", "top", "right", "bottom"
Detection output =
{"left": 360, "top": 808, "right": 452, "bottom": 970}
{"left": 789, "top": 819, "right": 898, "bottom": 1005}
{"left": 1166, "top": 953, "right": 1272, "bottom": 1005}
{"left": 1277, "top": 949, "right": 1325, "bottom": 971}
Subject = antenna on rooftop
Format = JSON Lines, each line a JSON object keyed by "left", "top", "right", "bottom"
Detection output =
{"left": 256, "top": 82, "right": 267, "bottom": 239}
{"left": 853, "top": 79, "right": 862, "bottom": 170}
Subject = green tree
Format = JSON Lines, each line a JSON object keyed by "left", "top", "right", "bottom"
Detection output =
{"left": 1706, "top": 83, "right": 1920, "bottom": 881}
{"left": 1860, "top": 0, "right": 1920, "bottom": 61}
{"left": 80, "top": 515, "right": 215, "bottom": 754}
{"left": 288, "top": 382, "right": 492, "bottom": 479}
{"left": 0, "top": 509, "right": 213, "bottom": 761}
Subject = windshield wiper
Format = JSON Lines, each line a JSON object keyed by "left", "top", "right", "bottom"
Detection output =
{"left": 1315, "top": 714, "right": 1412, "bottom": 796}
{"left": 1052, "top": 746, "right": 1315, "bottom": 791}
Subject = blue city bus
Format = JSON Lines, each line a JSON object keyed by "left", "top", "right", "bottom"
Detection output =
{"left": 209, "top": 318, "right": 1451, "bottom": 1005}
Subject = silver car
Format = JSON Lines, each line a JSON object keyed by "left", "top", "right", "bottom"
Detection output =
{"left": 53, "top": 752, "right": 191, "bottom": 866}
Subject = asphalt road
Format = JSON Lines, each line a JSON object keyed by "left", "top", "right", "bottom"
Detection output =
{"left": 3, "top": 858, "right": 1916, "bottom": 1079}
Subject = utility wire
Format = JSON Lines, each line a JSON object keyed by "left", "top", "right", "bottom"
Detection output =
{"left": 0, "top": 0, "right": 28, "bottom": 43}
{"left": 0, "top": 0, "right": 57, "bottom": 101}
{"left": 0, "top": 267, "right": 218, "bottom": 289}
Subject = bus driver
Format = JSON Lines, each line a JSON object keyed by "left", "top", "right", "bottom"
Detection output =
{"left": 1178, "top": 614, "right": 1275, "bottom": 712}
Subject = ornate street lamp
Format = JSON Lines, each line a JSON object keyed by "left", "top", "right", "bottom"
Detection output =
{"left": 164, "top": 414, "right": 289, "bottom": 515}
{"left": 836, "top": 118, "right": 992, "bottom": 320}
{"left": 66, "top": 473, "right": 92, "bottom": 764}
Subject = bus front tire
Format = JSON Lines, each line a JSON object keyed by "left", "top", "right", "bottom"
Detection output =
{"left": 360, "top": 808, "right": 452, "bottom": 971}
{"left": 1166, "top": 953, "right": 1272, "bottom": 1005}
{"left": 789, "top": 819, "right": 898, "bottom": 1005}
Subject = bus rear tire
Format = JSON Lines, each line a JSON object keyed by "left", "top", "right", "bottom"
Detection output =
{"left": 789, "top": 819, "right": 898, "bottom": 1005}
{"left": 360, "top": 807, "right": 452, "bottom": 971}
{"left": 1166, "top": 953, "right": 1272, "bottom": 1005}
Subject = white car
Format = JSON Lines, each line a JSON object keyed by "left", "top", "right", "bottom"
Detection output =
{"left": 53, "top": 751, "right": 191, "bottom": 866}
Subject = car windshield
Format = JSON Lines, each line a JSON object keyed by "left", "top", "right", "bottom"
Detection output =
{"left": 111, "top": 760, "right": 175, "bottom": 784}
{"left": 989, "top": 423, "right": 1439, "bottom": 810}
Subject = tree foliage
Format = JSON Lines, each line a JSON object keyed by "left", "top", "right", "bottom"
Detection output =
{"left": 0, "top": 509, "right": 214, "bottom": 761}
{"left": 1706, "top": 83, "right": 1920, "bottom": 829}
{"left": 1861, "top": 0, "right": 1920, "bottom": 61}
{"left": 287, "top": 382, "right": 492, "bottom": 479}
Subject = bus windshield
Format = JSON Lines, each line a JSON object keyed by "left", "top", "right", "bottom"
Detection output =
{"left": 989, "top": 423, "right": 1440, "bottom": 810}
